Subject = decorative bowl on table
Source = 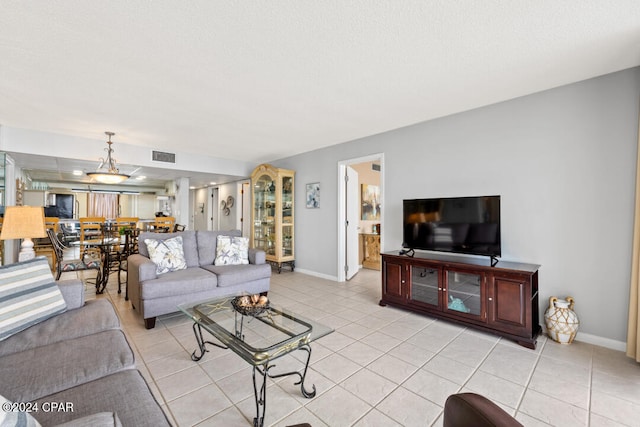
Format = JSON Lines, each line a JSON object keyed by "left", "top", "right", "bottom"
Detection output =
{"left": 231, "top": 294, "right": 269, "bottom": 316}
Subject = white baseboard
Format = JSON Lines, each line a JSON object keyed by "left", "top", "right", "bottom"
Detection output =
{"left": 573, "top": 331, "right": 627, "bottom": 352}
{"left": 292, "top": 268, "right": 338, "bottom": 282}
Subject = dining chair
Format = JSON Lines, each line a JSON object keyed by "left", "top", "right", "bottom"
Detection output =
{"left": 79, "top": 217, "right": 105, "bottom": 259}
{"left": 153, "top": 216, "right": 175, "bottom": 233}
{"left": 34, "top": 217, "right": 60, "bottom": 271}
{"left": 60, "top": 222, "right": 80, "bottom": 246}
{"left": 118, "top": 228, "right": 140, "bottom": 299}
{"left": 113, "top": 216, "right": 139, "bottom": 264}
{"left": 47, "top": 229, "right": 102, "bottom": 282}
{"left": 115, "top": 217, "right": 139, "bottom": 231}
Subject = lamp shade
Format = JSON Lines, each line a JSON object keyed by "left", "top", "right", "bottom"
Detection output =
{"left": 86, "top": 172, "right": 129, "bottom": 184}
{"left": 0, "top": 206, "right": 47, "bottom": 240}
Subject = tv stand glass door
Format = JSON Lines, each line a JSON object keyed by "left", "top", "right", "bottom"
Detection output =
{"left": 445, "top": 270, "right": 482, "bottom": 317}
{"left": 410, "top": 266, "right": 440, "bottom": 308}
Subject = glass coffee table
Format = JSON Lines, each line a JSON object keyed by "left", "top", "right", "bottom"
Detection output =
{"left": 178, "top": 296, "right": 333, "bottom": 427}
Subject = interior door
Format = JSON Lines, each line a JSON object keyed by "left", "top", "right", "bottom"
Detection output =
{"left": 193, "top": 188, "right": 208, "bottom": 231}
{"left": 346, "top": 166, "right": 359, "bottom": 280}
{"left": 210, "top": 187, "right": 219, "bottom": 231}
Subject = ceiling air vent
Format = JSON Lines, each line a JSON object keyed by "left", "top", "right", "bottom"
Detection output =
{"left": 152, "top": 150, "right": 176, "bottom": 163}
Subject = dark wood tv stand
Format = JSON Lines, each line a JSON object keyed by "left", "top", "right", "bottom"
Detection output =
{"left": 380, "top": 251, "right": 541, "bottom": 349}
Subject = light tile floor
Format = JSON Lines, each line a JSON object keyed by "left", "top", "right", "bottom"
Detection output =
{"left": 72, "top": 267, "right": 640, "bottom": 427}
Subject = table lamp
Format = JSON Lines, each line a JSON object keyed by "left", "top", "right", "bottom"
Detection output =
{"left": 0, "top": 206, "right": 47, "bottom": 262}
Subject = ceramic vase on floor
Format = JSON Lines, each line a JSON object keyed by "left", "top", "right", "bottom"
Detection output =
{"left": 544, "top": 296, "right": 579, "bottom": 344}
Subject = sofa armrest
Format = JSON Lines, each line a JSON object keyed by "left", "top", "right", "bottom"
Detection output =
{"left": 56, "top": 279, "right": 85, "bottom": 310}
{"left": 249, "top": 248, "right": 266, "bottom": 265}
{"left": 128, "top": 254, "right": 158, "bottom": 282}
{"left": 127, "top": 254, "right": 157, "bottom": 312}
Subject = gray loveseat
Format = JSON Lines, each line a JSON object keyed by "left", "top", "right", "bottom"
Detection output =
{"left": 0, "top": 257, "right": 169, "bottom": 427}
{"left": 128, "top": 230, "right": 271, "bottom": 329}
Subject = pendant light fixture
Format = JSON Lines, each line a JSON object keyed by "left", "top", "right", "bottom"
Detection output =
{"left": 86, "top": 131, "right": 130, "bottom": 184}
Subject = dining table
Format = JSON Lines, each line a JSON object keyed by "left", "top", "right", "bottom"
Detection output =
{"left": 71, "top": 236, "right": 122, "bottom": 294}
{"left": 71, "top": 225, "right": 140, "bottom": 294}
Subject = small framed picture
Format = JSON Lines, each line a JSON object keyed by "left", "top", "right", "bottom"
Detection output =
{"left": 306, "top": 183, "right": 320, "bottom": 208}
{"left": 361, "top": 184, "right": 380, "bottom": 220}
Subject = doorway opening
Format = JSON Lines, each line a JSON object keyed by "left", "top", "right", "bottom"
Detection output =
{"left": 241, "top": 181, "right": 251, "bottom": 237}
{"left": 337, "top": 153, "right": 384, "bottom": 282}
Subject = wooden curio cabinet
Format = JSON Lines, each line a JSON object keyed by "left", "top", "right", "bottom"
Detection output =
{"left": 250, "top": 164, "right": 295, "bottom": 273}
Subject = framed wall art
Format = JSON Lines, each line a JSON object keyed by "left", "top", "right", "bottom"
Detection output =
{"left": 306, "top": 183, "right": 320, "bottom": 208}
{"left": 361, "top": 184, "right": 380, "bottom": 220}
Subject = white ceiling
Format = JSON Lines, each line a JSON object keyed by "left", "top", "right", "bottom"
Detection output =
{"left": 1, "top": 1, "right": 640, "bottom": 181}
{"left": 8, "top": 152, "right": 235, "bottom": 191}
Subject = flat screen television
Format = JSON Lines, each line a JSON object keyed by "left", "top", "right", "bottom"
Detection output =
{"left": 403, "top": 195, "right": 501, "bottom": 260}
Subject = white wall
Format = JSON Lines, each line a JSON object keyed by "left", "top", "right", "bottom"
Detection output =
{"left": 218, "top": 182, "right": 239, "bottom": 231}
{"left": 137, "top": 195, "right": 157, "bottom": 219}
{"left": 275, "top": 67, "right": 640, "bottom": 346}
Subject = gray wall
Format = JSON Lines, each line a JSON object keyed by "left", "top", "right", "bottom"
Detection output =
{"left": 275, "top": 67, "right": 640, "bottom": 346}
{"left": 218, "top": 182, "right": 239, "bottom": 231}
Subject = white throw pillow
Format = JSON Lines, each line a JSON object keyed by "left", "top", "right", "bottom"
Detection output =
{"left": 214, "top": 236, "right": 249, "bottom": 265}
{"left": 145, "top": 236, "right": 187, "bottom": 274}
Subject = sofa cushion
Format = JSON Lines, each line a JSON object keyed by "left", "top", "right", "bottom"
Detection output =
{"left": 196, "top": 230, "right": 242, "bottom": 265}
{"left": 0, "top": 257, "right": 67, "bottom": 342}
{"left": 33, "top": 370, "right": 170, "bottom": 427}
{"left": 145, "top": 236, "right": 188, "bottom": 274}
{"left": 214, "top": 235, "right": 249, "bottom": 265}
{"left": 201, "top": 263, "right": 272, "bottom": 287}
{"left": 55, "top": 412, "right": 122, "bottom": 427}
{"left": 0, "top": 329, "right": 135, "bottom": 402}
{"left": 0, "top": 299, "right": 120, "bottom": 358}
{"left": 138, "top": 231, "right": 199, "bottom": 267}
{"left": 140, "top": 267, "right": 217, "bottom": 300}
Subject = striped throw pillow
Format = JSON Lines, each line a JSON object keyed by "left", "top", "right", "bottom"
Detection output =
{"left": 0, "top": 257, "right": 67, "bottom": 341}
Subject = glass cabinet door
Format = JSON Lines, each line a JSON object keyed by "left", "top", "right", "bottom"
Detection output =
{"left": 281, "top": 175, "right": 293, "bottom": 257}
{"left": 410, "top": 266, "right": 440, "bottom": 307}
{"left": 282, "top": 225, "right": 293, "bottom": 257}
{"left": 445, "top": 270, "right": 482, "bottom": 317}
{"left": 253, "top": 173, "right": 276, "bottom": 256}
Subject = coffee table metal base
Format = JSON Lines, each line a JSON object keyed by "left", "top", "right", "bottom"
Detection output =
{"left": 190, "top": 323, "right": 228, "bottom": 361}
{"left": 189, "top": 323, "right": 316, "bottom": 427}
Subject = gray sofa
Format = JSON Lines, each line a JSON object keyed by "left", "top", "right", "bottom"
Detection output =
{"left": 128, "top": 230, "right": 271, "bottom": 329}
{"left": 0, "top": 258, "right": 170, "bottom": 427}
